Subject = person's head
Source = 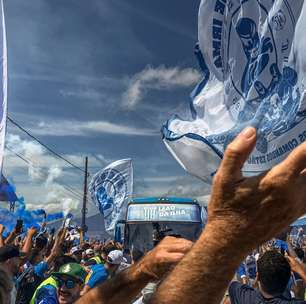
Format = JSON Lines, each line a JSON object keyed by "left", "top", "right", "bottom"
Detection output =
{"left": 294, "top": 247, "right": 305, "bottom": 262}
{"left": 29, "top": 248, "right": 43, "bottom": 265}
{"left": 85, "top": 248, "right": 94, "bottom": 260}
{"left": 93, "top": 244, "right": 101, "bottom": 255}
{"left": 34, "top": 235, "right": 48, "bottom": 251}
{"left": 53, "top": 263, "right": 86, "bottom": 304}
{"left": 257, "top": 250, "right": 291, "bottom": 297}
{"left": 70, "top": 247, "right": 83, "bottom": 263}
{"left": 0, "top": 245, "right": 24, "bottom": 276}
{"left": 0, "top": 266, "right": 12, "bottom": 304}
{"left": 105, "top": 250, "right": 123, "bottom": 273}
{"left": 101, "top": 242, "right": 118, "bottom": 260}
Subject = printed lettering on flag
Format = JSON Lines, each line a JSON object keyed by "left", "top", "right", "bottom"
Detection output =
{"left": 162, "top": 0, "right": 306, "bottom": 182}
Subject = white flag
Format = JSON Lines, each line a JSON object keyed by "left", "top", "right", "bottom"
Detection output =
{"left": 89, "top": 159, "right": 133, "bottom": 234}
{"left": 163, "top": 0, "right": 306, "bottom": 182}
{"left": 0, "top": 0, "right": 7, "bottom": 173}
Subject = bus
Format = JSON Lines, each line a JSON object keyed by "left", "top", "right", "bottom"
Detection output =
{"left": 115, "top": 197, "right": 206, "bottom": 253}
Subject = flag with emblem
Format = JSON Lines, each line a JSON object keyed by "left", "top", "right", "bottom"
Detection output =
{"left": 89, "top": 159, "right": 133, "bottom": 234}
{"left": 162, "top": 0, "right": 306, "bottom": 182}
{"left": 0, "top": 0, "right": 7, "bottom": 174}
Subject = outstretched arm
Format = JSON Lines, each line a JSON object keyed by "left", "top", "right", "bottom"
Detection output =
{"left": 22, "top": 227, "right": 37, "bottom": 256}
{"left": 287, "top": 255, "right": 306, "bottom": 283}
{"left": 45, "top": 227, "right": 66, "bottom": 265}
{"left": 0, "top": 224, "right": 5, "bottom": 247}
{"left": 76, "top": 237, "right": 192, "bottom": 304}
{"left": 151, "top": 127, "right": 306, "bottom": 304}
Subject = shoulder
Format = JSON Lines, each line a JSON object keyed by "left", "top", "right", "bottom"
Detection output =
{"left": 92, "top": 264, "right": 107, "bottom": 273}
{"left": 229, "top": 282, "right": 258, "bottom": 303}
{"left": 86, "top": 265, "right": 108, "bottom": 288}
{"left": 34, "top": 262, "right": 49, "bottom": 277}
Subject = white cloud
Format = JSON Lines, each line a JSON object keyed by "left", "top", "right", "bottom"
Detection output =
{"left": 3, "top": 134, "right": 104, "bottom": 215}
{"left": 29, "top": 119, "right": 158, "bottom": 137}
{"left": 123, "top": 66, "right": 201, "bottom": 108}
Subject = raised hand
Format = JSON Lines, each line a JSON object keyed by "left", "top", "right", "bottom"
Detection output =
{"left": 208, "top": 127, "right": 306, "bottom": 253}
{"left": 139, "top": 236, "right": 193, "bottom": 280}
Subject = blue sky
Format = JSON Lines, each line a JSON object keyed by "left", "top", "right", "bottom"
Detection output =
{"left": 2, "top": 0, "right": 210, "bottom": 215}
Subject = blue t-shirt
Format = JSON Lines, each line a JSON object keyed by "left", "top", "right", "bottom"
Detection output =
{"left": 34, "top": 261, "right": 49, "bottom": 278}
{"left": 86, "top": 264, "right": 109, "bottom": 288}
{"left": 274, "top": 239, "right": 288, "bottom": 252}
{"left": 237, "top": 263, "right": 247, "bottom": 278}
{"left": 229, "top": 282, "right": 304, "bottom": 304}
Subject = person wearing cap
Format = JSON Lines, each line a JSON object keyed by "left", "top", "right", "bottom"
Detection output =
{"left": 85, "top": 249, "right": 94, "bottom": 261}
{"left": 70, "top": 247, "right": 83, "bottom": 263}
{"left": 82, "top": 250, "right": 124, "bottom": 294}
{"left": 32, "top": 263, "right": 86, "bottom": 304}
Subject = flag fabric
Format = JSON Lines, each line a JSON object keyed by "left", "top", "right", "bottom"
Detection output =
{"left": 162, "top": 0, "right": 306, "bottom": 182}
{"left": 89, "top": 159, "right": 133, "bottom": 234}
{"left": 0, "top": 0, "right": 7, "bottom": 173}
{"left": 0, "top": 174, "right": 18, "bottom": 202}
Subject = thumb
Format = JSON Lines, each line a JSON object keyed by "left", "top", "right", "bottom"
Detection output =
{"left": 218, "top": 127, "right": 257, "bottom": 182}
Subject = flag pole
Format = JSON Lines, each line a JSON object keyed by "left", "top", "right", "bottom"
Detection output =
{"left": 81, "top": 156, "right": 88, "bottom": 232}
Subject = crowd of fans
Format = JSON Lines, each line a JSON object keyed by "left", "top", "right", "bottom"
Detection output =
{"left": 1, "top": 128, "right": 306, "bottom": 303}
{"left": 0, "top": 222, "right": 132, "bottom": 303}
{"left": 0, "top": 221, "right": 306, "bottom": 303}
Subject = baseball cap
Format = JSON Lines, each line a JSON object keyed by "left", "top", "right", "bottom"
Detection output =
{"left": 71, "top": 246, "right": 82, "bottom": 255}
{"left": 85, "top": 249, "right": 94, "bottom": 255}
{"left": 53, "top": 263, "right": 87, "bottom": 283}
{"left": 0, "top": 245, "right": 25, "bottom": 263}
{"left": 107, "top": 250, "right": 123, "bottom": 265}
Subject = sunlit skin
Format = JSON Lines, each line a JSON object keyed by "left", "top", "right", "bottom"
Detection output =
{"left": 57, "top": 275, "right": 83, "bottom": 304}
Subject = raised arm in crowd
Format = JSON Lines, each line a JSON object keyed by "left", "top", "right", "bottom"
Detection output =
{"left": 79, "top": 127, "right": 306, "bottom": 304}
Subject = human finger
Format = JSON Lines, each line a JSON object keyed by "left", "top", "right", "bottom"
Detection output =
{"left": 274, "top": 141, "right": 306, "bottom": 178}
{"left": 217, "top": 127, "right": 257, "bottom": 183}
{"left": 158, "top": 252, "right": 186, "bottom": 264}
{"left": 166, "top": 240, "right": 193, "bottom": 253}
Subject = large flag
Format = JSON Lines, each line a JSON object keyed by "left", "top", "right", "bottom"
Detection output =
{"left": 89, "top": 159, "right": 133, "bottom": 234}
{"left": 163, "top": 0, "right": 306, "bottom": 182}
{"left": 0, "top": 0, "right": 7, "bottom": 173}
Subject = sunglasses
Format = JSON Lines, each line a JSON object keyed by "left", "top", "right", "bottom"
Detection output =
{"left": 58, "top": 278, "right": 79, "bottom": 289}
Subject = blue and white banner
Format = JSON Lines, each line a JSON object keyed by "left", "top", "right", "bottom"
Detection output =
{"left": 163, "top": 0, "right": 306, "bottom": 182}
{"left": 89, "top": 159, "right": 133, "bottom": 234}
{"left": 0, "top": 0, "right": 7, "bottom": 173}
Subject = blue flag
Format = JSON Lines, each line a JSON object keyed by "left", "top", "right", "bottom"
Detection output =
{"left": 89, "top": 159, "right": 133, "bottom": 234}
{"left": 0, "top": 0, "right": 7, "bottom": 173}
{"left": 163, "top": 0, "right": 306, "bottom": 182}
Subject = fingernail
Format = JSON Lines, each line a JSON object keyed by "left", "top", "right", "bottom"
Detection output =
{"left": 240, "top": 127, "right": 256, "bottom": 139}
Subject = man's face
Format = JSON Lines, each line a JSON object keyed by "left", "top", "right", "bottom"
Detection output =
{"left": 57, "top": 275, "right": 82, "bottom": 304}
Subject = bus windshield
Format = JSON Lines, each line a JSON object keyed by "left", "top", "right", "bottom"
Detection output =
{"left": 125, "top": 222, "right": 202, "bottom": 252}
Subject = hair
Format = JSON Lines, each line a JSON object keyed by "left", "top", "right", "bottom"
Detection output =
{"left": 0, "top": 266, "right": 12, "bottom": 304}
{"left": 34, "top": 235, "right": 48, "bottom": 250}
{"left": 294, "top": 248, "right": 305, "bottom": 262}
{"left": 102, "top": 243, "right": 119, "bottom": 256}
{"left": 257, "top": 250, "right": 291, "bottom": 296}
{"left": 29, "top": 248, "right": 42, "bottom": 265}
